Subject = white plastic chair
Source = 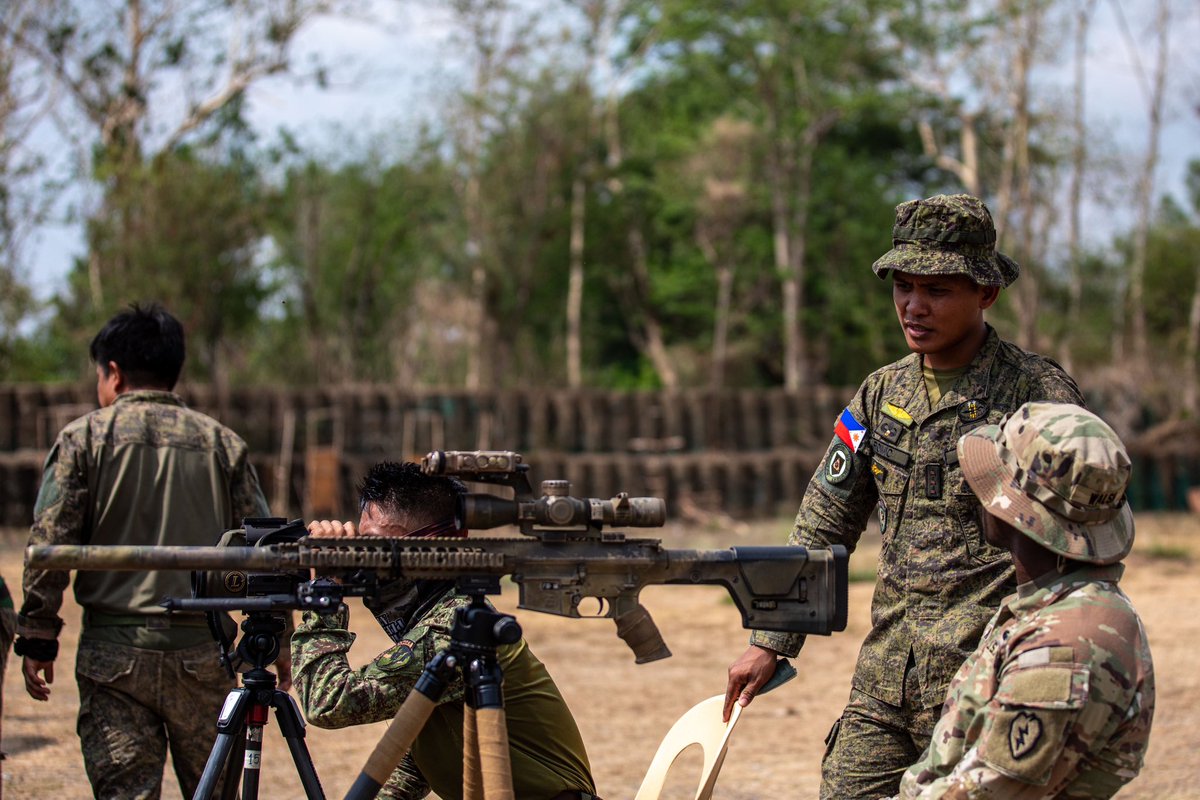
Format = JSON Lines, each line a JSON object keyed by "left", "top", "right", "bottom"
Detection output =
{"left": 632, "top": 694, "right": 743, "bottom": 800}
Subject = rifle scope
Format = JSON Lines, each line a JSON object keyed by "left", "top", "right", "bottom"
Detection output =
{"left": 422, "top": 450, "right": 666, "bottom": 532}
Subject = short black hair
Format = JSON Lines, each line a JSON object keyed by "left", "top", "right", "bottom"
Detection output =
{"left": 89, "top": 303, "right": 186, "bottom": 389}
{"left": 358, "top": 461, "right": 466, "bottom": 526}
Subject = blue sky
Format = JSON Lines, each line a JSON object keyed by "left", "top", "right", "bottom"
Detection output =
{"left": 22, "top": 1, "right": 1200, "bottom": 304}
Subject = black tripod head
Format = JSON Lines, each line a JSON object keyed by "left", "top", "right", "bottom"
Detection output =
{"left": 445, "top": 576, "right": 521, "bottom": 710}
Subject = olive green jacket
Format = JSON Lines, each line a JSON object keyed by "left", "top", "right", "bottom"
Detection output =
{"left": 19, "top": 391, "right": 269, "bottom": 639}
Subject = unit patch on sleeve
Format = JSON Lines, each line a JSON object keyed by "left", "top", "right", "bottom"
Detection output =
{"left": 825, "top": 443, "right": 853, "bottom": 484}
{"left": 1008, "top": 711, "right": 1043, "bottom": 759}
{"left": 375, "top": 640, "right": 418, "bottom": 673}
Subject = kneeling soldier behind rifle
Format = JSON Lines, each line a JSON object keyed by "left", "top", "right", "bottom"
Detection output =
{"left": 291, "top": 461, "right": 598, "bottom": 800}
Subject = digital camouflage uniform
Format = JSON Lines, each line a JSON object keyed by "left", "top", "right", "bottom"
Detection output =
{"left": 292, "top": 581, "right": 596, "bottom": 800}
{"left": 19, "top": 390, "right": 270, "bottom": 799}
{"left": 750, "top": 195, "right": 1084, "bottom": 800}
{"left": 897, "top": 403, "right": 1154, "bottom": 797}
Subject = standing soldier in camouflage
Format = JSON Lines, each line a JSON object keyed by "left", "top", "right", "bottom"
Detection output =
{"left": 15, "top": 304, "right": 272, "bottom": 799}
{"left": 724, "top": 194, "right": 1085, "bottom": 799}
{"left": 292, "top": 461, "right": 598, "bottom": 800}
{"left": 894, "top": 402, "right": 1154, "bottom": 798}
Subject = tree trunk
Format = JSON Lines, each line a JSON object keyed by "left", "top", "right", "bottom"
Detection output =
{"left": 1185, "top": 267, "right": 1200, "bottom": 415}
{"left": 566, "top": 175, "right": 585, "bottom": 387}
{"left": 1063, "top": 0, "right": 1097, "bottom": 373}
{"left": 626, "top": 226, "right": 678, "bottom": 389}
{"left": 1128, "top": 0, "right": 1171, "bottom": 370}
{"left": 697, "top": 228, "right": 733, "bottom": 389}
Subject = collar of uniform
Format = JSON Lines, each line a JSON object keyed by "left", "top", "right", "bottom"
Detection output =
{"left": 888, "top": 325, "right": 1000, "bottom": 426}
{"left": 1007, "top": 562, "right": 1125, "bottom": 612}
{"left": 112, "top": 390, "right": 185, "bottom": 408}
{"left": 928, "top": 324, "right": 999, "bottom": 413}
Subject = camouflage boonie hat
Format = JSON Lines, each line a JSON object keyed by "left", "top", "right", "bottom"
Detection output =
{"left": 872, "top": 194, "right": 1020, "bottom": 287}
{"left": 957, "top": 402, "right": 1134, "bottom": 565}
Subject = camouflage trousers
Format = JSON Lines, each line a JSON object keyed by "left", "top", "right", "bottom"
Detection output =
{"left": 0, "top": 602, "right": 15, "bottom": 760}
{"left": 75, "top": 638, "right": 234, "bottom": 800}
{"left": 820, "top": 654, "right": 941, "bottom": 800}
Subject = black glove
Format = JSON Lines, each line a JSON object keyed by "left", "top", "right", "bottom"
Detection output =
{"left": 13, "top": 636, "right": 59, "bottom": 662}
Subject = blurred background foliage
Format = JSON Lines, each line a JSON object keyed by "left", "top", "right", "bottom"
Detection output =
{"left": 1, "top": 0, "right": 1198, "bottom": 419}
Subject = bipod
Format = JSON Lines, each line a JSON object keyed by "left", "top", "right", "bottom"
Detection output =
{"left": 194, "top": 611, "right": 325, "bottom": 800}
{"left": 345, "top": 576, "right": 520, "bottom": 800}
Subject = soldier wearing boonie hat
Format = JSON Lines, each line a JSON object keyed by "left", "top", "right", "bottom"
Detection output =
{"left": 726, "top": 194, "right": 1086, "bottom": 800}
{"left": 895, "top": 403, "right": 1154, "bottom": 798}
{"left": 872, "top": 193, "right": 1021, "bottom": 288}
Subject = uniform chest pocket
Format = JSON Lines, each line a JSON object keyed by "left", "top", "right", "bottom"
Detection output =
{"left": 872, "top": 459, "right": 909, "bottom": 543}
{"left": 954, "top": 490, "right": 1009, "bottom": 564}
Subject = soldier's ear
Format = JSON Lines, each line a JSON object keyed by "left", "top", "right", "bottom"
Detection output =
{"left": 979, "top": 285, "right": 1001, "bottom": 310}
{"left": 107, "top": 361, "right": 128, "bottom": 394}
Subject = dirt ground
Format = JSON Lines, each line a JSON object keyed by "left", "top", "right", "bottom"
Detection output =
{"left": 1, "top": 514, "right": 1198, "bottom": 799}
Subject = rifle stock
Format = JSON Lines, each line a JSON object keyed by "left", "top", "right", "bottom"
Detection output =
{"left": 26, "top": 537, "right": 848, "bottom": 663}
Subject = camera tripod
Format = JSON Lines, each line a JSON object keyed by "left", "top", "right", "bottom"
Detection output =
{"left": 192, "top": 610, "right": 326, "bottom": 800}
{"left": 346, "top": 576, "right": 521, "bottom": 800}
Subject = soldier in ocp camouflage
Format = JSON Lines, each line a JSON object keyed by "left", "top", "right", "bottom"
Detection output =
{"left": 893, "top": 403, "right": 1154, "bottom": 798}
{"left": 725, "top": 194, "right": 1085, "bottom": 799}
{"left": 16, "top": 304, "right": 271, "bottom": 800}
{"left": 291, "top": 462, "right": 596, "bottom": 800}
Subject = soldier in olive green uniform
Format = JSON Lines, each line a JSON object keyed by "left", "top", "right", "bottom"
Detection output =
{"left": 725, "top": 195, "right": 1084, "bottom": 799}
{"left": 292, "top": 462, "right": 597, "bottom": 800}
{"left": 894, "top": 402, "right": 1154, "bottom": 798}
{"left": 16, "top": 304, "right": 271, "bottom": 800}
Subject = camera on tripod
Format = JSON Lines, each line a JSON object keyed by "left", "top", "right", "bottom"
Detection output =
{"left": 422, "top": 449, "right": 666, "bottom": 536}
{"left": 191, "top": 517, "right": 311, "bottom": 603}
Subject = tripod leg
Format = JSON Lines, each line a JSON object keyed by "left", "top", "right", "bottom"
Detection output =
{"left": 344, "top": 691, "right": 438, "bottom": 800}
{"left": 463, "top": 705, "right": 482, "bottom": 800}
{"left": 272, "top": 690, "right": 327, "bottom": 799}
{"left": 194, "top": 688, "right": 251, "bottom": 800}
{"left": 242, "top": 704, "right": 269, "bottom": 800}
{"left": 345, "top": 650, "right": 457, "bottom": 800}
{"left": 476, "top": 707, "right": 514, "bottom": 800}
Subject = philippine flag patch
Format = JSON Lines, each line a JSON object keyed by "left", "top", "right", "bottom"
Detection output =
{"left": 834, "top": 408, "right": 867, "bottom": 453}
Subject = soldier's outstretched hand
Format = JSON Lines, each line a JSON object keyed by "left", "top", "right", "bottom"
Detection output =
{"left": 724, "top": 644, "right": 778, "bottom": 722}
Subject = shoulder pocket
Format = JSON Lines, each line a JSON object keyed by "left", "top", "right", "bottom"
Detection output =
{"left": 995, "top": 662, "right": 1089, "bottom": 710}
{"left": 978, "top": 663, "right": 1090, "bottom": 785}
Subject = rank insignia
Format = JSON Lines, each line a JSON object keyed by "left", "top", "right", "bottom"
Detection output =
{"left": 924, "top": 464, "right": 943, "bottom": 499}
{"left": 881, "top": 402, "right": 914, "bottom": 426}
{"left": 958, "top": 399, "right": 989, "bottom": 423}
{"left": 1009, "top": 711, "right": 1043, "bottom": 759}
{"left": 825, "top": 443, "right": 852, "bottom": 484}
{"left": 877, "top": 417, "right": 903, "bottom": 444}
